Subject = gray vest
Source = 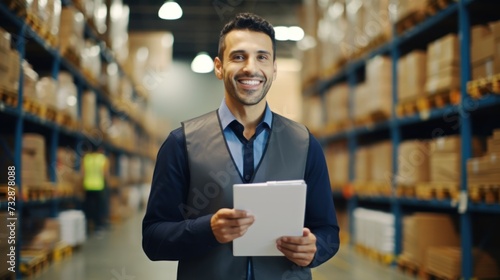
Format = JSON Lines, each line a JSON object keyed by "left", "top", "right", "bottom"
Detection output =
{"left": 178, "top": 110, "right": 311, "bottom": 280}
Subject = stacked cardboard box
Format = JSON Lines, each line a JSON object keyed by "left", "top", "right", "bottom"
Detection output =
{"left": 59, "top": 7, "right": 85, "bottom": 59}
{"left": 325, "top": 83, "right": 349, "bottom": 127}
{"left": 425, "top": 34, "right": 460, "bottom": 95}
{"left": 22, "top": 134, "right": 47, "bottom": 187}
{"left": 397, "top": 140, "right": 430, "bottom": 186}
{"left": 364, "top": 56, "right": 392, "bottom": 117}
{"left": 371, "top": 141, "right": 393, "bottom": 184}
{"left": 0, "top": 29, "right": 21, "bottom": 93}
{"left": 355, "top": 146, "right": 371, "bottom": 183}
{"left": 430, "top": 135, "right": 483, "bottom": 183}
{"left": 394, "top": 1, "right": 426, "bottom": 22}
{"left": 81, "top": 91, "right": 96, "bottom": 129}
{"left": 36, "top": 77, "right": 58, "bottom": 108}
{"left": 22, "top": 218, "right": 61, "bottom": 251}
{"left": 303, "top": 95, "right": 325, "bottom": 134}
{"left": 105, "top": 0, "right": 129, "bottom": 64}
{"left": 56, "top": 72, "right": 78, "bottom": 120}
{"left": 470, "top": 21, "right": 500, "bottom": 80}
{"left": 56, "top": 148, "right": 82, "bottom": 197}
{"left": 325, "top": 144, "right": 349, "bottom": 189}
{"left": 398, "top": 50, "right": 427, "bottom": 102}
{"left": 353, "top": 82, "right": 369, "bottom": 120}
{"left": 22, "top": 62, "right": 39, "bottom": 101}
{"left": 401, "top": 213, "right": 460, "bottom": 268}
{"left": 467, "top": 129, "right": 500, "bottom": 185}
{"left": 426, "top": 247, "right": 499, "bottom": 279}
{"left": 81, "top": 41, "right": 102, "bottom": 82}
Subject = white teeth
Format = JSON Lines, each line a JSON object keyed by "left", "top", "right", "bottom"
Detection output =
{"left": 240, "top": 80, "right": 260, "bottom": 85}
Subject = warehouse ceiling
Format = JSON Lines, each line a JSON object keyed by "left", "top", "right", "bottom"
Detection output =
{"left": 124, "top": 0, "right": 304, "bottom": 61}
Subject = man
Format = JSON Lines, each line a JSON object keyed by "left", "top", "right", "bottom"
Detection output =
{"left": 82, "top": 146, "right": 109, "bottom": 233}
{"left": 142, "top": 13, "right": 339, "bottom": 280}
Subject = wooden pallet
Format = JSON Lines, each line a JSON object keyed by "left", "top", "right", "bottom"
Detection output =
{"left": 0, "top": 88, "right": 18, "bottom": 108}
{"left": 395, "top": 9, "right": 427, "bottom": 35}
{"left": 425, "top": 0, "right": 454, "bottom": 16}
{"left": 397, "top": 97, "right": 420, "bottom": 117}
{"left": 468, "top": 184, "right": 500, "bottom": 204}
{"left": 39, "top": 105, "right": 58, "bottom": 122}
{"left": 416, "top": 182, "right": 459, "bottom": 200}
{"left": 397, "top": 255, "right": 426, "bottom": 278}
{"left": 467, "top": 73, "right": 500, "bottom": 99}
{"left": 354, "top": 111, "right": 390, "bottom": 127}
{"left": 421, "top": 270, "right": 460, "bottom": 280}
{"left": 55, "top": 112, "right": 79, "bottom": 130}
{"left": 354, "top": 182, "right": 392, "bottom": 197}
{"left": 22, "top": 183, "right": 57, "bottom": 201}
{"left": 355, "top": 244, "right": 394, "bottom": 265}
{"left": 418, "top": 90, "right": 461, "bottom": 113}
{"left": 50, "top": 242, "right": 73, "bottom": 262}
{"left": 22, "top": 98, "right": 42, "bottom": 116}
{"left": 397, "top": 184, "right": 417, "bottom": 198}
{"left": 62, "top": 47, "right": 81, "bottom": 68}
{"left": 20, "top": 250, "right": 49, "bottom": 277}
{"left": 0, "top": 185, "right": 18, "bottom": 202}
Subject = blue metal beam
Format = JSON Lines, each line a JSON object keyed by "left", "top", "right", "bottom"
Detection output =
{"left": 458, "top": 0, "right": 473, "bottom": 279}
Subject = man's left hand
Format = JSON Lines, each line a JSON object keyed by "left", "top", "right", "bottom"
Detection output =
{"left": 277, "top": 228, "right": 317, "bottom": 267}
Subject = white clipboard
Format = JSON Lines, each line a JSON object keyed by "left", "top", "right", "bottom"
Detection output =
{"left": 233, "top": 180, "right": 307, "bottom": 256}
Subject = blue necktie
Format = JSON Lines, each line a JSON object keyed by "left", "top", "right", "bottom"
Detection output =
{"left": 229, "top": 120, "right": 265, "bottom": 183}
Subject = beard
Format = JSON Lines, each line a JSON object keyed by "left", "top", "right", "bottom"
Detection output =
{"left": 224, "top": 74, "right": 273, "bottom": 106}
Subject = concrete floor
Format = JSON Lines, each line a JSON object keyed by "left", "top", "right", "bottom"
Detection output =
{"left": 33, "top": 211, "right": 414, "bottom": 280}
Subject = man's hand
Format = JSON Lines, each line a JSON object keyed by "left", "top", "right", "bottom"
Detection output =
{"left": 277, "top": 228, "right": 317, "bottom": 267}
{"left": 211, "top": 208, "right": 255, "bottom": 243}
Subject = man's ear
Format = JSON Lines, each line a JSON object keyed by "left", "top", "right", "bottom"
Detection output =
{"left": 214, "top": 57, "right": 223, "bottom": 80}
{"left": 273, "top": 61, "right": 277, "bottom": 81}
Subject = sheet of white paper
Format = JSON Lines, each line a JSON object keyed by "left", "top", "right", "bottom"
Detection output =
{"left": 233, "top": 180, "right": 307, "bottom": 256}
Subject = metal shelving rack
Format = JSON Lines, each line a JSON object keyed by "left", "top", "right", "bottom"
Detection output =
{"left": 0, "top": 1, "right": 154, "bottom": 278}
{"left": 315, "top": 0, "right": 500, "bottom": 278}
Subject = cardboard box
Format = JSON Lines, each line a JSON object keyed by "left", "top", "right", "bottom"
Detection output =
{"left": 472, "top": 58, "right": 497, "bottom": 80}
{"left": 0, "top": 28, "right": 10, "bottom": 52}
{"left": 430, "top": 153, "right": 460, "bottom": 183}
{"left": 471, "top": 25, "right": 491, "bottom": 43}
{"left": 471, "top": 32, "right": 495, "bottom": 64}
{"left": 81, "top": 91, "right": 96, "bottom": 129}
{"left": 397, "top": 140, "right": 430, "bottom": 185}
{"left": 399, "top": 51, "right": 427, "bottom": 101}
{"left": 401, "top": 213, "right": 460, "bottom": 267}
{"left": 425, "top": 75, "right": 460, "bottom": 95}
{"left": 355, "top": 147, "right": 371, "bottom": 182}
{"left": 487, "top": 138, "right": 500, "bottom": 153}
{"left": 427, "top": 34, "right": 459, "bottom": 70}
{"left": 371, "top": 141, "right": 393, "bottom": 183}
{"left": 490, "top": 20, "right": 500, "bottom": 39}
{"left": 426, "top": 247, "right": 500, "bottom": 280}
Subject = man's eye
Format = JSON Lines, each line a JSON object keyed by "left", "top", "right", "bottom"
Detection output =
{"left": 233, "top": 55, "right": 245, "bottom": 60}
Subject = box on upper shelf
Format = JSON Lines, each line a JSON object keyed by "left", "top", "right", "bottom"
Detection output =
{"left": 398, "top": 50, "right": 427, "bottom": 102}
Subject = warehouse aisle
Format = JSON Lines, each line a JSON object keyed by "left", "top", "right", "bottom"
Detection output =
{"left": 34, "top": 211, "right": 413, "bottom": 280}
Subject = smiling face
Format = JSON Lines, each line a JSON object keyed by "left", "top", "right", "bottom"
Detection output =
{"left": 214, "top": 29, "right": 277, "bottom": 107}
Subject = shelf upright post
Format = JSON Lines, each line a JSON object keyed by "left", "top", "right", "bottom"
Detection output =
{"left": 390, "top": 27, "right": 403, "bottom": 259}
{"left": 346, "top": 64, "right": 358, "bottom": 246}
{"left": 14, "top": 22, "right": 28, "bottom": 280}
{"left": 458, "top": 0, "right": 473, "bottom": 279}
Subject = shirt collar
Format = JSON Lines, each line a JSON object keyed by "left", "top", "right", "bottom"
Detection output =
{"left": 218, "top": 98, "right": 273, "bottom": 130}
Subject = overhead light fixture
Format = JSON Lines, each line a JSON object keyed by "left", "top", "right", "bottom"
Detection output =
{"left": 191, "top": 52, "right": 214, "bottom": 73}
{"left": 158, "top": 1, "right": 182, "bottom": 20}
{"left": 274, "top": 26, "right": 305, "bottom": 42}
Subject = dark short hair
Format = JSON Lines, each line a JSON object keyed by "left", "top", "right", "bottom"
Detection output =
{"left": 218, "top": 13, "right": 276, "bottom": 61}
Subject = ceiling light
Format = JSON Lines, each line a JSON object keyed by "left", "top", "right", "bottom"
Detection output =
{"left": 158, "top": 1, "right": 182, "bottom": 20}
{"left": 191, "top": 52, "right": 214, "bottom": 73}
{"left": 274, "top": 26, "right": 305, "bottom": 41}
{"left": 288, "top": 26, "right": 305, "bottom": 41}
{"left": 274, "top": 26, "right": 289, "bottom": 41}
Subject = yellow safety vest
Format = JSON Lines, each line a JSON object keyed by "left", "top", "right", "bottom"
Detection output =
{"left": 83, "top": 153, "right": 107, "bottom": 191}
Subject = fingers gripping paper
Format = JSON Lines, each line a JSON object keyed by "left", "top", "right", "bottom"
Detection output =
{"left": 233, "top": 180, "right": 307, "bottom": 256}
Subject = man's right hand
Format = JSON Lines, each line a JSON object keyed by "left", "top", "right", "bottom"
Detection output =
{"left": 210, "top": 208, "right": 255, "bottom": 243}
